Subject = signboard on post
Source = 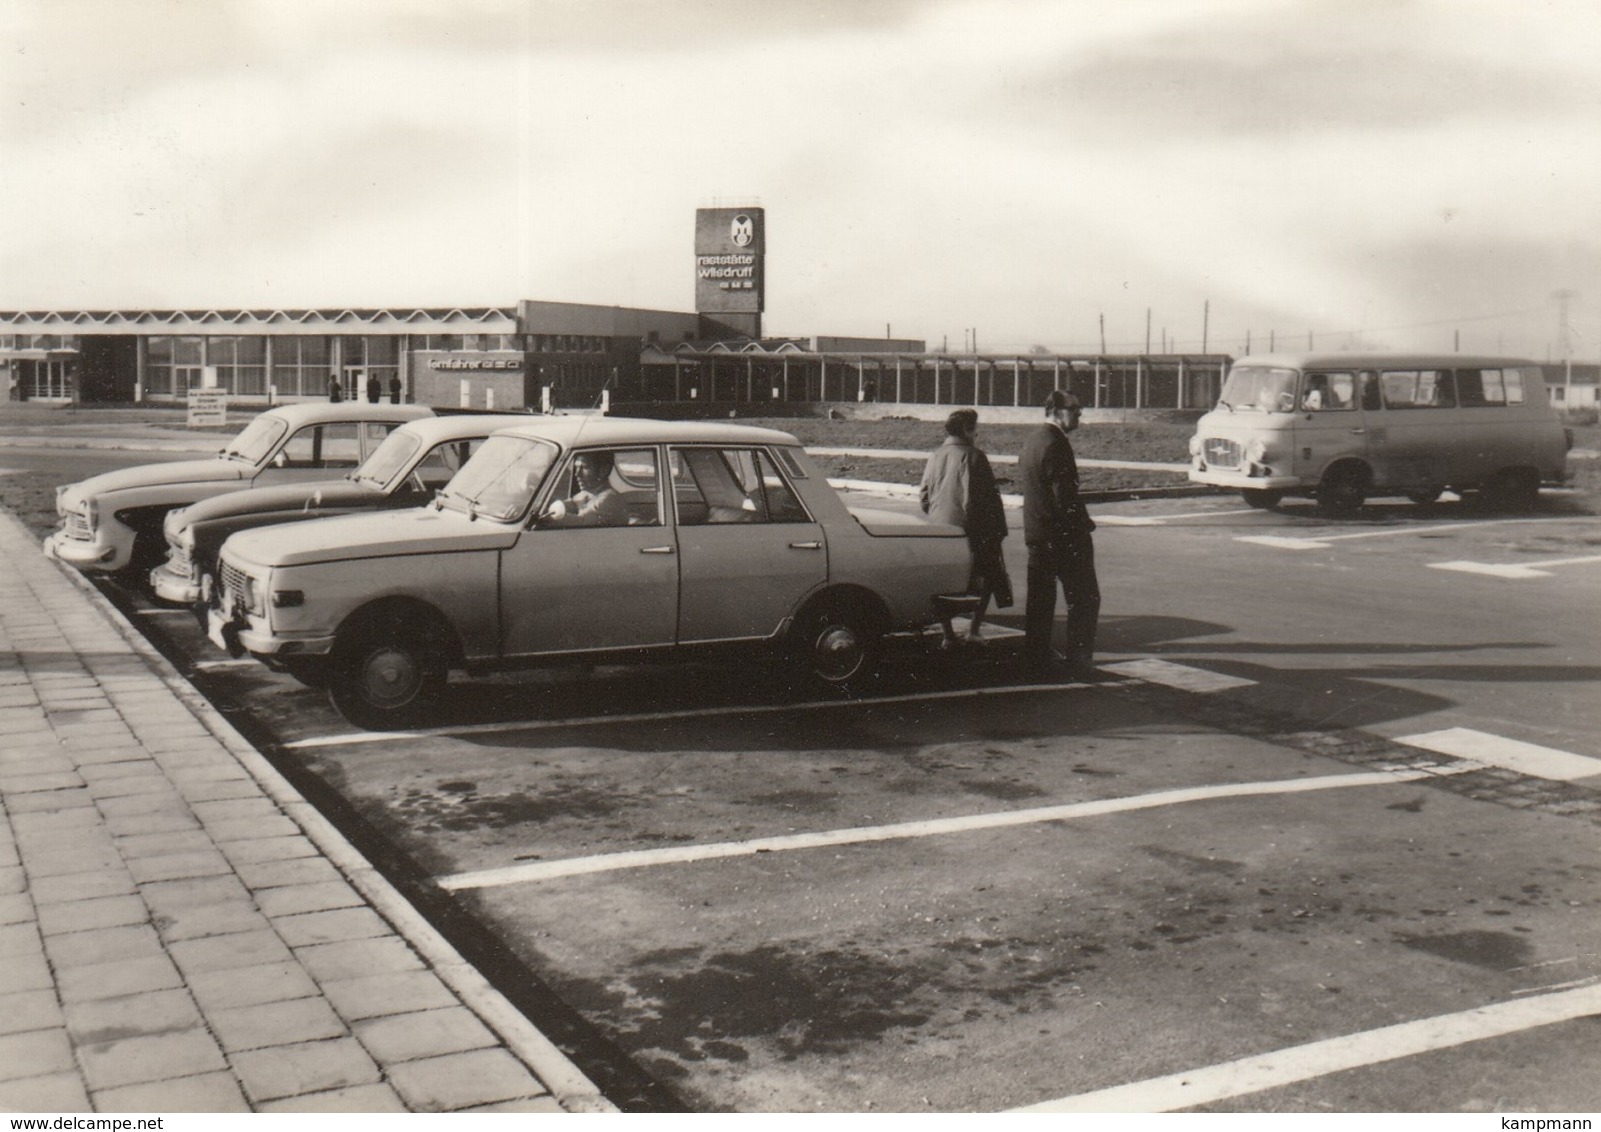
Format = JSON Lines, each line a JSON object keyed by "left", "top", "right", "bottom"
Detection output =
{"left": 187, "top": 388, "right": 228, "bottom": 429}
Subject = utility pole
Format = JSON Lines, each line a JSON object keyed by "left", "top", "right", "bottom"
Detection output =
{"left": 1202, "top": 300, "right": 1210, "bottom": 354}
{"left": 1099, "top": 314, "right": 1106, "bottom": 355}
{"left": 1145, "top": 308, "right": 1151, "bottom": 354}
{"left": 1553, "top": 289, "right": 1577, "bottom": 393}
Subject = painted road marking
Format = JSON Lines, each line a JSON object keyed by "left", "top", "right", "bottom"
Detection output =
{"left": 1431, "top": 553, "right": 1601, "bottom": 579}
{"left": 437, "top": 767, "right": 1453, "bottom": 892}
{"left": 1100, "top": 658, "right": 1256, "bottom": 693}
{"left": 1010, "top": 981, "right": 1601, "bottom": 1112}
{"left": 1395, "top": 727, "right": 1601, "bottom": 782}
{"left": 282, "top": 677, "right": 1131, "bottom": 750}
{"left": 1237, "top": 516, "right": 1582, "bottom": 551}
{"left": 191, "top": 657, "right": 262, "bottom": 670}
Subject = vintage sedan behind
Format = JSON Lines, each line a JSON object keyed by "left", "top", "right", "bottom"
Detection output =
{"left": 208, "top": 417, "right": 973, "bottom": 727}
{"left": 45, "top": 400, "right": 431, "bottom": 577}
{"left": 150, "top": 412, "right": 532, "bottom": 606}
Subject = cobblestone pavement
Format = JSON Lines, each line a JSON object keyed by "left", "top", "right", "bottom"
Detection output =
{"left": 0, "top": 510, "right": 607, "bottom": 1112}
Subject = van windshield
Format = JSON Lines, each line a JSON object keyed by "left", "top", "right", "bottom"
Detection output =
{"left": 1218, "top": 366, "right": 1298, "bottom": 413}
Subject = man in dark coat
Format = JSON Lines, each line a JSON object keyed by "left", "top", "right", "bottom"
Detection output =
{"left": 1018, "top": 389, "right": 1099, "bottom": 672}
{"left": 388, "top": 374, "right": 402, "bottom": 404}
{"left": 366, "top": 373, "right": 381, "bottom": 403}
{"left": 327, "top": 375, "right": 342, "bottom": 403}
{"left": 919, "top": 408, "right": 1011, "bottom": 646}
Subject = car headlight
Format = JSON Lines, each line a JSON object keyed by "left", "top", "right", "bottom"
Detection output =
{"left": 1188, "top": 434, "right": 1201, "bottom": 458}
{"left": 240, "top": 574, "right": 266, "bottom": 617}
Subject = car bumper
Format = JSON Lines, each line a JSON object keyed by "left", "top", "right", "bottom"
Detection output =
{"left": 150, "top": 562, "right": 203, "bottom": 605}
{"left": 43, "top": 530, "right": 119, "bottom": 570}
{"left": 206, "top": 606, "right": 335, "bottom": 658}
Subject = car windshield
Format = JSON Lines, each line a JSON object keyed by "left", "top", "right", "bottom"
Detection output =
{"left": 1218, "top": 365, "right": 1299, "bottom": 413}
{"left": 351, "top": 430, "right": 421, "bottom": 489}
{"left": 437, "top": 435, "right": 558, "bottom": 521}
{"left": 222, "top": 416, "right": 289, "bottom": 463}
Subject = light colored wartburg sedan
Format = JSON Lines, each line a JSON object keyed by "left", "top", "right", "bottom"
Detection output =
{"left": 45, "top": 401, "right": 431, "bottom": 577}
{"left": 208, "top": 417, "right": 974, "bottom": 728}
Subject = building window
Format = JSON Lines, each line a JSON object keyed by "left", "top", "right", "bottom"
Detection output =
{"left": 270, "top": 336, "right": 330, "bottom": 397}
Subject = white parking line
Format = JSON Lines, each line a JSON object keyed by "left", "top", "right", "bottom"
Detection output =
{"left": 191, "top": 658, "right": 261, "bottom": 670}
{"left": 281, "top": 678, "right": 1128, "bottom": 750}
{"left": 1394, "top": 727, "right": 1601, "bottom": 782}
{"left": 1240, "top": 516, "right": 1596, "bottom": 551}
{"left": 1431, "top": 553, "right": 1601, "bottom": 579}
{"left": 1010, "top": 981, "right": 1601, "bottom": 1112}
{"left": 436, "top": 767, "right": 1449, "bottom": 892}
{"left": 1099, "top": 658, "right": 1256, "bottom": 693}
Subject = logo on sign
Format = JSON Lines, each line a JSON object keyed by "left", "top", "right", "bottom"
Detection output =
{"left": 730, "top": 214, "right": 754, "bottom": 247}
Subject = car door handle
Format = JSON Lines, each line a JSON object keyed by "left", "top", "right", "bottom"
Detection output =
{"left": 1348, "top": 428, "right": 1366, "bottom": 435}
{"left": 640, "top": 545, "right": 675, "bottom": 555}
{"left": 789, "top": 541, "right": 823, "bottom": 550}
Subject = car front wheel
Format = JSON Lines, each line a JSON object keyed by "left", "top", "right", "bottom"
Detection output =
{"left": 327, "top": 620, "right": 447, "bottom": 729}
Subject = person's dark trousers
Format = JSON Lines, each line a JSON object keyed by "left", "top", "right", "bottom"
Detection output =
{"left": 1024, "top": 530, "right": 1100, "bottom": 663}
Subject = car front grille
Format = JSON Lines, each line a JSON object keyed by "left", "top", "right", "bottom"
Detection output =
{"left": 219, "top": 561, "right": 248, "bottom": 611}
{"left": 168, "top": 540, "right": 193, "bottom": 575}
{"left": 1202, "top": 438, "right": 1243, "bottom": 470}
{"left": 63, "top": 512, "right": 92, "bottom": 541}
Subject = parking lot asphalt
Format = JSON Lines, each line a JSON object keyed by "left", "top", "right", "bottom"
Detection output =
{"left": 0, "top": 507, "right": 609, "bottom": 1113}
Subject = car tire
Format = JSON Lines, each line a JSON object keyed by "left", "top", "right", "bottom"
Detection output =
{"left": 1241, "top": 489, "right": 1284, "bottom": 510}
{"left": 327, "top": 619, "right": 447, "bottom": 729}
{"left": 1406, "top": 486, "right": 1443, "bottom": 505}
{"left": 1316, "top": 464, "right": 1368, "bottom": 516}
{"left": 791, "top": 600, "right": 882, "bottom": 693}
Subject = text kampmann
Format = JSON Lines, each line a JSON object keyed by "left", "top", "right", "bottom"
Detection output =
{"left": 1501, "top": 1120, "right": 1591, "bottom": 1130}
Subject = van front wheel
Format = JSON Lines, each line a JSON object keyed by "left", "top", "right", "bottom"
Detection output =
{"left": 1317, "top": 465, "right": 1368, "bottom": 516}
{"left": 1479, "top": 468, "right": 1540, "bottom": 513}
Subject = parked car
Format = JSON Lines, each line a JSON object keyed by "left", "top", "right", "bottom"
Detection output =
{"left": 45, "top": 401, "right": 432, "bottom": 577}
{"left": 149, "top": 413, "right": 533, "bottom": 607}
{"left": 206, "top": 416, "right": 974, "bottom": 728}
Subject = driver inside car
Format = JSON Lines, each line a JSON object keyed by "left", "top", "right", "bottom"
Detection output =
{"left": 544, "top": 451, "right": 628, "bottom": 527}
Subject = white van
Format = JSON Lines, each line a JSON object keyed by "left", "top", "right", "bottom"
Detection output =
{"left": 1188, "top": 352, "right": 1571, "bottom": 513}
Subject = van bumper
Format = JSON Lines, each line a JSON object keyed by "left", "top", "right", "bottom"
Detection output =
{"left": 1188, "top": 469, "right": 1301, "bottom": 492}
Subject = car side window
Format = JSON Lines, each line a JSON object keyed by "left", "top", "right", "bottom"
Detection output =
{"left": 541, "top": 447, "right": 660, "bottom": 528}
{"left": 415, "top": 438, "right": 483, "bottom": 490}
{"left": 671, "top": 447, "right": 809, "bottom": 525}
{"left": 280, "top": 423, "right": 361, "bottom": 468}
{"left": 361, "top": 420, "right": 403, "bottom": 459}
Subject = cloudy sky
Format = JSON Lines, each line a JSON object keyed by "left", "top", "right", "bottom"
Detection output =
{"left": 3, "top": 0, "right": 1599, "bottom": 360}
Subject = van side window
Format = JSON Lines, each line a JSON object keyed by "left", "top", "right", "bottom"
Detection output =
{"left": 1359, "top": 372, "right": 1382, "bottom": 411}
{"left": 1380, "top": 369, "right": 1452, "bottom": 410}
{"left": 1302, "top": 371, "right": 1354, "bottom": 411}
{"left": 1457, "top": 368, "right": 1521, "bottom": 407}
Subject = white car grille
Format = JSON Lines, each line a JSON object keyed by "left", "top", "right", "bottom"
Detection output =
{"left": 220, "top": 561, "right": 249, "bottom": 611}
{"left": 62, "top": 511, "right": 93, "bottom": 541}
{"left": 168, "top": 540, "right": 193, "bottom": 575}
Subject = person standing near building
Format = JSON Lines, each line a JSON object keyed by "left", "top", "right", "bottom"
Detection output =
{"left": 388, "top": 374, "right": 402, "bottom": 404}
{"left": 366, "top": 373, "right": 381, "bottom": 403}
{"left": 1018, "top": 390, "right": 1099, "bottom": 673}
{"left": 327, "top": 375, "right": 342, "bottom": 403}
{"left": 920, "top": 408, "right": 1011, "bottom": 647}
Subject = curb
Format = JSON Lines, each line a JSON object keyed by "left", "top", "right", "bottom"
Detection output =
{"left": 45, "top": 549, "right": 616, "bottom": 1113}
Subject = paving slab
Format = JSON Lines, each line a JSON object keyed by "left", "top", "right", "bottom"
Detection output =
{"left": 0, "top": 509, "right": 601, "bottom": 1111}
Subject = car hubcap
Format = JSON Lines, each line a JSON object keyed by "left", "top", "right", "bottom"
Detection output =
{"left": 362, "top": 646, "right": 420, "bottom": 707}
{"left": 814, "top": 624, "right": 863, "bottom": 682}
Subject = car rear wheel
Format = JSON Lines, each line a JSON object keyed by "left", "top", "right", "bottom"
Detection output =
{"left": 327, "top": 619, "right": 447, "bottom": 729}
{"left": 791, "top": 600, "right": 882, "bottom": 692}
{"left": 1406, "top": 486, "right": 1443, "bottom": 505}
{"left": 1241, "top": 488, "right": 1284, "bottom": 509}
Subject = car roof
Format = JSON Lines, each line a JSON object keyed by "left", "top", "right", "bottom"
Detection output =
{"left": 389, "top": 412, "right": 536, "bottom": 443}
{"left": 485, "top": 415, "right": 802, "bottom": 448}
{"left": 1234, "top": 352, "right": 1540, "bottom": 370}
{"left": 258, "top": 401, "right": 433, "bottom": 427}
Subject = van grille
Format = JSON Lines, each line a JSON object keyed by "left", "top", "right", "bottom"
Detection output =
{"left": 1203, "top": 438, "right": 1243, "bottom": 470}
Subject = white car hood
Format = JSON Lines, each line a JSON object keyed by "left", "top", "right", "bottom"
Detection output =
{"left": 224, "top": 506, "right": 519, "bottom": 569}
{"left": 62, "top": 458, "right": 247, "bottom": 508}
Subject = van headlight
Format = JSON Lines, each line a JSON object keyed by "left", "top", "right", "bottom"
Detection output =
{"left": 240, "top": 573, "right": 266, "bottom": 617}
